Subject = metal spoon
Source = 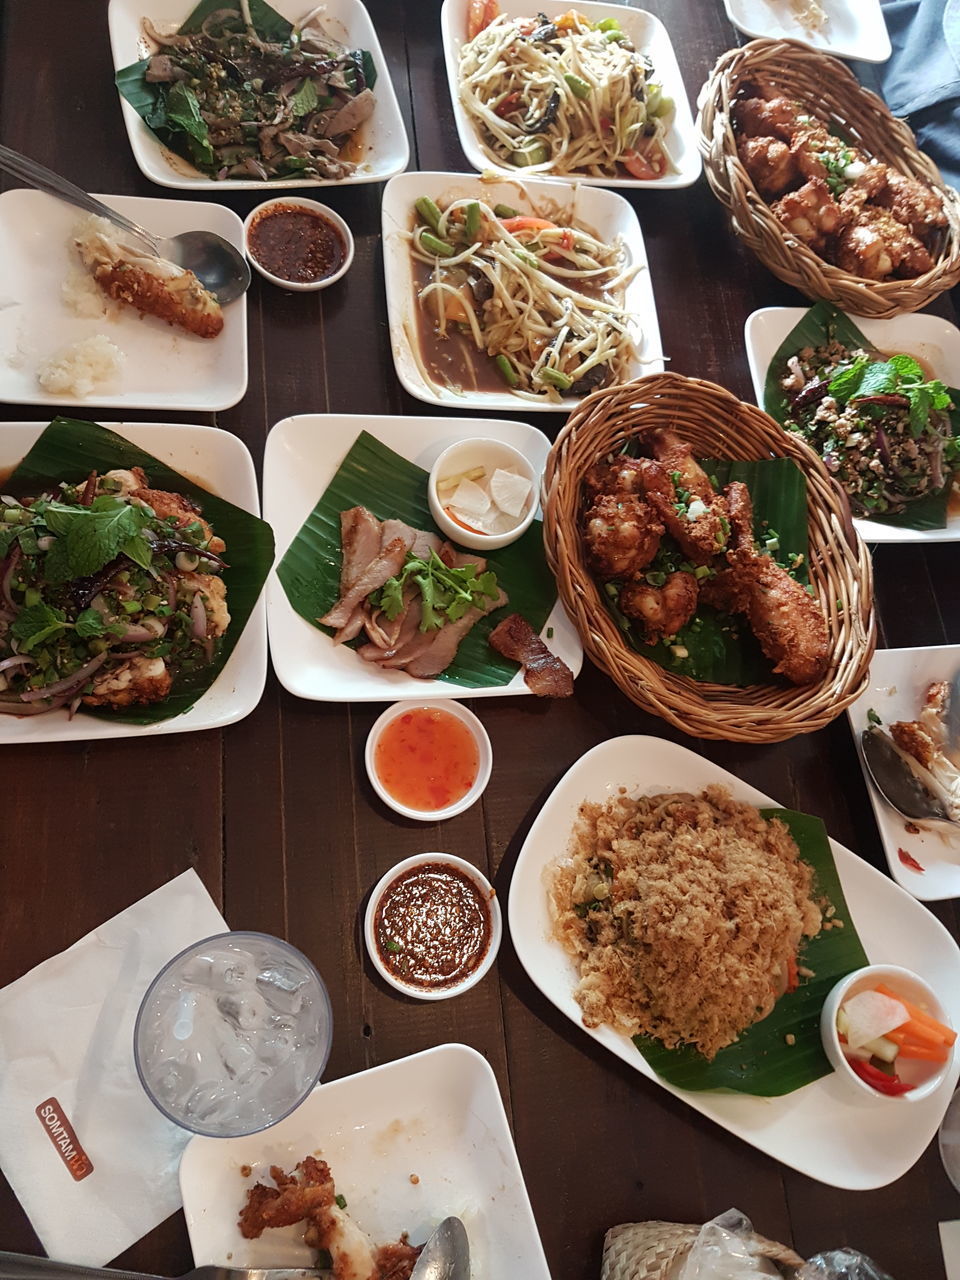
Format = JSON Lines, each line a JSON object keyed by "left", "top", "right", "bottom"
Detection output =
{"left": 410, "top": 1217, "right": 470, "bottom": 1280}
{"left": 0, "top": 1255, "right": 316, "bottom": 1280}
{"left": 860, "top": 726, "right": 959, "bottom": 825}
{"left": 0, "top": 144, "right": 251, "bottom": 305}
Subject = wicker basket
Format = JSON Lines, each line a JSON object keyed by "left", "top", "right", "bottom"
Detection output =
{"left": 602, "top": 1221, "right": 805, "bottom": 1280}
{"left": 696, "top": 38, "right": 960, "bottom": 318}
{"left": 542, "top": 373, "right": 876, "bottom": 743}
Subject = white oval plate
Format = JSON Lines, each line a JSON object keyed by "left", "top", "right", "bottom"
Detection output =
{"left": 382, "top": 170, "right": 664, "bottom": 412}
{"left": 509, "top": 734, "right": 960, "bottom": 1189}
{"left": 744, "top": 306, "right": 960, "bottom": 545}
{"left": 723, "top": 0, "right": 891, "bottom": 63}
{"left": 180, "top": 1044, "right": 551, "bottom": 1277}
{"left": 0, "top": 190, "right": 246, "bottom": 412}
{"left": 263, "top": 412, "right": 582, "bottom": 701}
{"left": 847, "top": 644, "right": 960, "bottom": 902}
{"left": 0, "top": 422, "right": 267, "bottom": 742}
{"left": 440, "top": 0, "right": 701, "bottom": 188}
{"left": 107, "top": 0, "right": 409, "bottom": 190}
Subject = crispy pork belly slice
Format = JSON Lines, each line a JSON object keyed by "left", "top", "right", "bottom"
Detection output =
{"left": 74, "top": 215, "right": 223, "bottom": 339}
{"left": 82, "top": 655, "right": 173, "bottom": 707}
{"left": 333, "top": 507, "right": 384, "bottom": 643}
{"left": 319, "top": 533, "right": 414, "bottom": 630}
{"left": 488, "top": 612, "right": 574, "bottom": 697}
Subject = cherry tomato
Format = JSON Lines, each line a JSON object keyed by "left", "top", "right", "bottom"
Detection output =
{"left": 622, "top": 149, "right": 664, "bottom": 180}
{"left": 467, "top": 0, "right": 499, "bottom": 39}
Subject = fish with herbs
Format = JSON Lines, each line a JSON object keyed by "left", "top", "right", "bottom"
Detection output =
{"left": 121, "top": 3, "right": 378, "bottom": 181}
{"left": 779, "top": 344, "right": 958, "bottom": 517}
{"left": 0, "top": 468, "right": 229, "bottom": 715}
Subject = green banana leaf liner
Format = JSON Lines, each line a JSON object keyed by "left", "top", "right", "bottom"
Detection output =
{"left": 635, "top": 808, "right": 868, "bottom": 1095}
{"left": 762, "top": 301, "right": 960, "bottom": 531}
{"left": 601, "top": 455, "right": 810, "bottom": 687}
{"left": 8, "top": 417, "right": 274, "bottom": 725}
{"left": 276, "top": 430, "right": 557, "bottom": 689}
{"left": 116, "top": 0, "right": 377, "bottom": 179}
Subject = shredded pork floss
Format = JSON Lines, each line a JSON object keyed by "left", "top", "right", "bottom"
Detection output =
{"left": 550, "top": 785, "right": 822, "bottom": 1059}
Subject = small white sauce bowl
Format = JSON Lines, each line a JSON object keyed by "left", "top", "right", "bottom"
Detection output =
{"left": 364, "top": 851, "right": 502, "bottom": 1001}
{"left": 427, "top": 438, "right": 538, "bottom": 551}
{"left": 243, "top": 196, "right": 354, "bottom": 291}
{"left": 364, "top": 699, "right": 492, "bottom": 822}
{"left": 820, "top": 964, "right": 953, "bottom": 1103}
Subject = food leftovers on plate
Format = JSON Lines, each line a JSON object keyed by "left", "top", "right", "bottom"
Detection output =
{"left": 73, "top": 215, "right": 224, "bottom": 338}
{"left": 239, "top": 1156, "right": 422, "bottom": 1279}
{"left": 549, "top": 785, "right": 823, "bottom": 1059}
{"left": 459, "top": 3, "right": 675, "bottom": 179}
{"left": 732, "top": 85, "right": 948, "bottom": 280}
{"left": 408, "top": 195, "right": 639, "bottom": 401}
{"left": 835, "top": 981, "right": 955, "bottom": 1095}
{"left": 117, "top": 0, "right": 379, "bottom": 182}
{"left": 781, "top": 0, "right": 828, "bottom": 35}
{"left": 581, "top": 429, "right": 829, "bottom": 684}
{"left": 867, "top": 684, "right": 960, "bottom": 822}
{"left": 0, "top": 466, "right": 229, "bottom": 715}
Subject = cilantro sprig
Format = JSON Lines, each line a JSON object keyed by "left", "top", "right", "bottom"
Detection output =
{"left": 827, "top": 354, "right": 954, "bottom": 438}
{"left": 375, "top": 550, "right": 499, "bottom": 632}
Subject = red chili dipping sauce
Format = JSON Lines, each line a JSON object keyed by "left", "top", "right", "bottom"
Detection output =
{"left": 374, "top": 706, "right": 480, "bottom": 812}
{"left": 248, "top": 203, "right": 346, "bottom": 284}
{"left": 374, "top": 861, "right": 492, "bottom": 990}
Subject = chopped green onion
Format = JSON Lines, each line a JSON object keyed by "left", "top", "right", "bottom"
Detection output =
{"left": 564, "top": 73, "right": 591, "bottom": 99}
{"left": 420, "top": 231, "right": 455, "bottom": 258}
{"left": 867, "top": 707, "right": 882, "bottom": 726}
{"left": 24, "top": 587, "right": 41, "bottom": 607}
{"left": 414, "top": 196, "right": 442, "bottom": 232}
{"left": 494, "top": 354, "right": 519, "bottom": 387}
{"left": 694, "top": 565, "right": 711, "bottom": 580}
{"left": 464, "top": 200, "right": 481, "bottom": 240}
{"left": 538, "top": 367, "right": 573, "bottom": 391}
{"left": 644, "top": 570, "right": 666, "bottom": 587}
{"left": 335, "top": 1194, "right": 347, "bottom": 1210}
{"left": 546, "top": 626, "right": 554, "bottom": 639}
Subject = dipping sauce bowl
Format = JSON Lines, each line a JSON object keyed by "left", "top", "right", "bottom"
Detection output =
{"left": 244, "top": 197, "right": 354, "bottom": 290}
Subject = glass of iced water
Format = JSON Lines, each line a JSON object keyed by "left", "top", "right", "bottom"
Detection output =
{"left": 134, "top": 931, "right": 333, "bottom": 1138}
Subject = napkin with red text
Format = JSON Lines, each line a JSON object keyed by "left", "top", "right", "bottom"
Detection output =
{"left": 0, "top": 869, "right": 227, "bottom": 1265}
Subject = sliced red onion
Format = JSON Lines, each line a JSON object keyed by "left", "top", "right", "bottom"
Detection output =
{"left": 1, "top": 545, "right": 21, "bottom": 613}
{"left": 931, "top": 444, "right": 944, "bottom": 491}
{"left": 875, "top": 428, "right": 891, "bottom": 466}
{"left": 68, "top": 695, "right": 83, "bottom": 720}
{"left": 190, "top": 591, "right": 207, "bottom": 640}
{"left": 0, "top": 694, "right": 71, "bottom": 716}
{"left": 0, "top": 655, "right": 33, "bottom": 675}
{"left": 18, "top": 651, "right": 108, "bottom": 702}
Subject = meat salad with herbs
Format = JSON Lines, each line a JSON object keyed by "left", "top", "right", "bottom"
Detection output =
{"left": 0, "top": 469, "right": 229, "bottom": 716}
{"left": 779, "top": 343, "right": 958, "bottom": 517}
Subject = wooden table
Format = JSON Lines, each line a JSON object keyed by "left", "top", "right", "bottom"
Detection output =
{"left": 1, "top": 1, "right": 958, "bottom": 1275}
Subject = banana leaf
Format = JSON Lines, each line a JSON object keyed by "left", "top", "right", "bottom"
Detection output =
{"left": 603, "top": 456, "right": 809, "bottom": 687}
{"left": 8, "top": 417, "right": 274, "bottom": 725}
{"left": 276, "top": 431, "right": 556, "bottom": 689}
{"left": 763, "top": 301, "right": 960, "bottom": 531}
{"left": 634, "top": 808, "right": 868, "bottom": 1095}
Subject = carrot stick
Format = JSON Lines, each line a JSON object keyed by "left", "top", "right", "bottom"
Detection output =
{"left": 887, "top": 1019, "right": 946, "bottom": 1048}
{"left": 443, "top": 506, "right": 485, "bottom": 535}
{"left": 875, "top": 984, "right": 957, "bottom": 1045}
{"left": 895, "top": 1042, "right": 949, "bottom": 1063}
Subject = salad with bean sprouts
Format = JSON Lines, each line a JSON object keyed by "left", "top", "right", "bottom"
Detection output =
{"left": 458, "top": 5, "right": 674, "bottom": 178}
{"left": 409, "top": 194, "right": 640, "bottom": 401}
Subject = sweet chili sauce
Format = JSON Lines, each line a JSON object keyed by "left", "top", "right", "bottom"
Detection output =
{"left": 373, "top": 706, "right": 480, "bottom": 811}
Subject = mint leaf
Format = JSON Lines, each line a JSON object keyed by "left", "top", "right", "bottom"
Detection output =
{"left": 121, "top": 534, "right": 154, "bottom": 572}
{"left": 75, "top": 608, "right": 106, "bottom": 639}
{"left": 888, "top": 354, "right": 924, "bottom": 384}
{"left": 828, "top": 355, "right": 868, "bottom": 402}
{"left": 852, "top": 361, "right": 897, "bottom": 399}
{"left": 42, "top": 538, "right": 73, "bottom": 586}
{"left": 290, "top": 77, "right": 318, "bottom": 118}
{"left": 11, "top": 602, "right": 67, "bottom": 653}
{"left": 41, "top": 501, "right": 145, "bottom": 579}
{"left": 0, "top": 525, "right": 18, "bottom": 558}
{"left": 165, "top": 82, "right": 214, "bottom": 169}
{"left": 908, "top": 385, "right": 932, "bottom": 438}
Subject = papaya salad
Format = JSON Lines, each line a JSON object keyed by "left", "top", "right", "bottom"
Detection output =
{"left": 459, "top": 3, "right": 675, "bottom": 178}
{"left": 409, "top": 194, "right": 640, "bottom": 401}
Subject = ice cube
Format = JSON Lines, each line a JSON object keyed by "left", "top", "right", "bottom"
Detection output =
{"left": 208, "top": 951, "right": 253, "bottom": 989}
{"left": 257, "top": 962, "right": 309, "bottom": 1015}
{"left": 220, "top": 1040, "right": 257, "bottom": 1081}
{"left": 216, "top": 990, "right": 269, "bottom": 1031}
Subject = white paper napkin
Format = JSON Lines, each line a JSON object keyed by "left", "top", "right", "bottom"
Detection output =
{"left": 0, "top": 868, "right": 227, "bottom": 1266}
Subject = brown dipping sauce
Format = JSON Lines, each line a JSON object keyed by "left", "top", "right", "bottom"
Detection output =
{"left": 249, "top": 203, "right": 346, "bottom": 284}
{"left": 374, "top": 861, "right": 492, "bottom": 991}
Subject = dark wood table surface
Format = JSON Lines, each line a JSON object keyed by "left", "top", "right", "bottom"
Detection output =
{"left": 1, "top": 1, "right": 959, "bottom": 1276}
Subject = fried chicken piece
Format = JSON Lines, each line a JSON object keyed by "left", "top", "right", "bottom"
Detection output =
{"left": 835, "top": 206, "right": 934, "bottom": 279}
{"left": 771, "top": 178, "right": 850, "bottom": 252}
{"left": 731, "top": 94, "right": 804, "bottom": 141}
{"left": 631, "top": 446, "right": 729, "bottom": 566}
{"left": 82, "top": 654, "right": 173, "bottom": 707}
{"left": 838, "top": 160, "right": 890, "bottom": 213}
{"left": 582, "top": 456, "right": 650, "bottom": 502}
{"left": 582, "top": 492, "right": 663, "bottom": 578}
{"left": 619, "top": 570, "right": 699, "bottom": 644}
{"left": 787, "top": 119, "right": 849, "bottom": 182}
{"left": 873, "top": 169, "right": 947, "bottom": 237}
{"left": 706, "top": 481, "right": 829, "bottom": 685}
{"left": 737, "top": 135, "right": 799, "bottom": 197}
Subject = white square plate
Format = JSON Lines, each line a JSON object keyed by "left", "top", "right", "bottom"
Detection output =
{"left": 382, "top": 171, "right": 664, "bottom": 412}
{"left": 723, "top": 0, "right": 891, "bottom": 62}
{"left": 263, "top": 413, "right": 582, "bottom": 701}
{"left": 0, "top": 190, "right": 247, "bottom": 411}
{"left": 0, "top": 422, "right": 267, "bottom": 742}
{"left": 744, "top": 306, "right": 960, "bottom": 544}
{"left": 509, "top": 734, "right": 960, "bottom": 1189}
{"left": 180, "top": 1044, "right": 551, "bottom": 1277}
{"left": 847, "top": 645, "right": 960, "bottom": 902}
{"left": 440, "top": 0, "right": 701, "bottom": 188}
{"left": 108, "top": 0, "right": 409, "bottom": 190}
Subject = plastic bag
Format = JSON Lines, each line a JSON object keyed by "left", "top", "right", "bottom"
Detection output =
{"left": 798, "top": 1250, "right": 895, "bottom": 1280}
{"left": 678, "top": 1210, "right": 783, "bottom": 1279}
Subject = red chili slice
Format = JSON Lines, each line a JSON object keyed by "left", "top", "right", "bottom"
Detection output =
{"left": 898, "top": 848, "right": 925, "bottom": 873}
{"left": 846, "top": 1057, "right": 915, "bottom": 1096}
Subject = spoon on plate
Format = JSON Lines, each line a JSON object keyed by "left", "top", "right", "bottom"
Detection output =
{"left": 410, "top": 1217, "right": 470, "bottom": 1280}
{"left": 0, "top": 1257, "right": 318, "bottom": 1280}
{"left": 860, "top": 726, "right": 959, "bottom": 826}
{"left": 0, "top": 144, "right": 251, "bottom": 305}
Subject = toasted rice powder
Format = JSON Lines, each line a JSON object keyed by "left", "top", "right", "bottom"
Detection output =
{"left": 549, "top": 785, "right": 823, "bottom": 1060}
